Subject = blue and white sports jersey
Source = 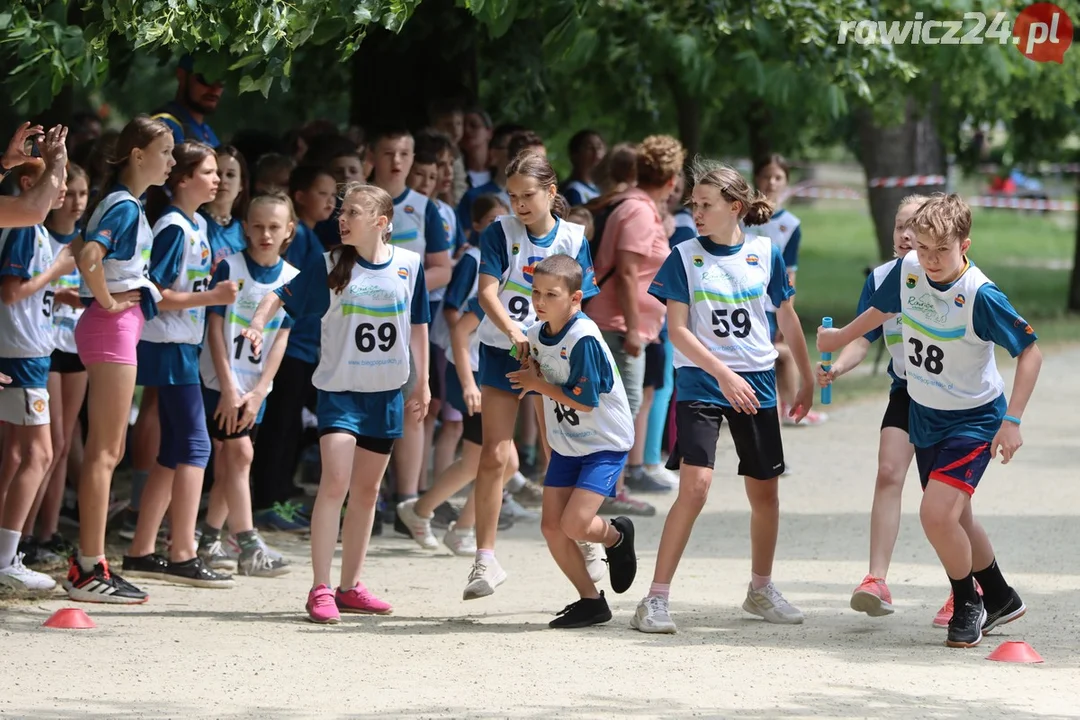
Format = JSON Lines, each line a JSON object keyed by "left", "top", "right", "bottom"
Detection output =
{"left": 748, "top": 208, "right": 802, "bottom": 271}
{"left": 476, "top": 215, "right": 595, "bottom": 350}
{"left": 527, "top": 312, "right": 634, "bottom": 457}
{"left": 434, "top": 197, "right": 468, "bottom": 254}
{"left": 141, "top": 207, "right": 213, "bottom": 346}
{"left": 277, "top": 246, "right": 431, "bottom": 393}
{"left": 390, "top": 188, "right": 450, "bottom": 261}
{"left": 669, "top": 209, "right": 696, "bottom": 248}
{"left": 199, "top": 210, "right": 247, "bottom": 271}
{"left": 431, "top": 245, "right": 480, "bottom": 352}
{"left": 200, "top": 251, "right": 298, "bottom": 395}
{"left": 81, "top": 187, "right": 161, "bottom": 312}
{"left": 48, "top": 230, "right": 83, "bottom": 355}
{"left": 562, "top": 180, "right": 600, "bottom": 207}
{"left": 0, "top": 224, "right": 56, "bottom": 359}
{"left": 649, "top": 234, "right": 793, "bottom": 408}
{"left": 859, "top": 260, "right": 907, "bottom": 390}
{"left": 870, "top": 255, "right": 1036, "bottom": 446}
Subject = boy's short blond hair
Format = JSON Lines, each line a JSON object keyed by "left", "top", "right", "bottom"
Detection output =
{"left": 906, "top": 193, "right": 971, "bottom": 245}
{"left": 534, "top": 253, "right": 583, "bottom": 294}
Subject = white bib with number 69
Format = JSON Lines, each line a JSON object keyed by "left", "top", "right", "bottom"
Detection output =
{"left": 476, "top": 216, "right": 586, "bottom": 350}
{"left": 899, "top": 253, "right": 1003, "bottom": 410}
{"left": 672, "top": 235, "right": 777, "bottom": 373}
{"left": 200, "top": 252, "right": 299, "bottom": 395}
{"left": 314, "top": 246, "right": 423, "bottom": 393}
{"left": 142, "top": 210, "right": 213, "bottom": 345}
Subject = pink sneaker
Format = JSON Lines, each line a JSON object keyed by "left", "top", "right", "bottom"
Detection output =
{"left": 336, "top": 583, "right": 393, "bottom": 615}
{"left": 933, "top": 581, "right": 982, "bottom": 628}
{"left": 782, "top": 403, "right": 829, "bottom": 427}
{"left": 850, "top": 575, "right": 895, "bottom": 617}
{"left": 307, "top": 584, "right": 341, "bottom": 624}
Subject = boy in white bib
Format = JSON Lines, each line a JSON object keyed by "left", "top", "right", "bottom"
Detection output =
{"left": 819, "top": 193, "right": 1039, "bottom": 649}
{"left": 507, "top": 254, "right": 637, "bottom": 628}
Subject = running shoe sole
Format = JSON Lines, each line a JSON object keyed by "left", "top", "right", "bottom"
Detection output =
{"left": 161, "top": 572, "right": 236, "bottom": 589}
{"left": 63, "top": 581, "right": 148, "bottom": 604}
{"left": 850, "top": 590, "right": 895, "bottom": 617}
{"left": 462, "top": 569, "right": 507, "bottom": 601}
{"left": 629, "top": 613, "right": 677, "bottom": 634}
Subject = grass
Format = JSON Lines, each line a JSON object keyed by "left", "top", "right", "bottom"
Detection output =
{"left": 786, "top": 203, "right": 1078, "bottom": 403}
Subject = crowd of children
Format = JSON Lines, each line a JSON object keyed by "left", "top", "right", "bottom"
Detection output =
{"left": 0, "top": 105, "right": 1038, "bottom": 646}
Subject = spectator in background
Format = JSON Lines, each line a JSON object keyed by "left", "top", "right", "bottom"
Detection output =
{"left": 67, "top": 111, "right": 103, "bottom": 158}
{"left": 429, "top": 99, "right": 468, "bottom": 204}
{"left": 460, "top": 108, "right": 493, "bottom": 190}
{"left": 252, "top": 153, "right": 296, "bottom": 196}
{"left": 151, "top": 54, "right": 223, "bottom": 147}
{"left": 562, "top": 130, "right": 606, "bottom": 207}
{"left": 588, "top": 135, "right": 686, "bottom": 500}
{"left": 507, "top": 130, "right": 546, "bottom": 160}
{"left": 455, "top": 123, "right": 521, "bottom": 235}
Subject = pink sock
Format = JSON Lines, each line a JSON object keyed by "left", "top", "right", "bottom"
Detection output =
{"left": 752, "top": 573, "right": 771, "bottom": 590}
{"left": 476, "top": 549, "right": 495, "bottom": 562}
{"left": 649, "top": 582, "right": 670, "bottom": 599}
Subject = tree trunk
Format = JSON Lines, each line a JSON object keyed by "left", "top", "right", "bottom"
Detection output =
{"left": 350, "top": 0, "right": 477, "bottom": 131}
{"left": 746, "top": 99, "right": 772, "bottom": 162}
{"left": 671, "top": 81, "right": 701, "bottom": 158}
{"left": 856, "top": 91, "right": 947, "bottom": 260}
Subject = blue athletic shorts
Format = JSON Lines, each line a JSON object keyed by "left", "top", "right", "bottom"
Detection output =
{"left": 915, "top": 437, "right": 992, "bottom": 496}
{"left": 544, "top": 450, "right": 628, "bottom": 498}
{"left": 316, "top": 388, "right": 404, "bottom": 440}
{"left": 479, "top": 343, "right": 535, "bottom": 396}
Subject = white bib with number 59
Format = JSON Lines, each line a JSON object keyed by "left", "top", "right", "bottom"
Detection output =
{"left": 199, "top": 252, "right": 299, "bottom": 395}
{"left": 476, "top": 215, "right": 587, "bottom": 350}
{"left": 672, "top": 235, "right": 777, "bottom": 373}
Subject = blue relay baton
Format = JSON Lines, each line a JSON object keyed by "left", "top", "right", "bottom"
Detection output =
{"left": 821, "top": 317, "right": 833, "bottom": 405}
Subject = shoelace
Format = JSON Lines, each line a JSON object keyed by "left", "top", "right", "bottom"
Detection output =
{"left": 644, "top": 595, "right": 669, "bottom": 615}
{"left": 468, "top": 561, "right": 489, "bottom": 581}
{"left": 246, "top": 548, "right": 276, "bottom": 572}
{"left": 203, "top": 540, "right": 227, "bottom": 559}
{"left": 7, "top": 552, "right": 29, "bottom": 574}
{"left": 759, "top": 583, "right": 789, "bottom": 607}
{"left": 554, "top": 600, "right": 582, "bottom": 617}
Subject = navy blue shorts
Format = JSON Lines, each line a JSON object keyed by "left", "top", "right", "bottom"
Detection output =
{"left": 544, "top": 450, "right": 628, "bottom": 498}
{"left": 316, "top": 388, "right": 403, "bottom": 441}
{"left": 479, "top": 343, "right": 535, "bottom": 396}
{"left": 157, "top": 384, "right": 211, "bottom": 470}
{"left": 202, "top": 387, "right": 267, "bottom": 441}
{"left": 915, "top": 437, "right": 992, "bottom": 496}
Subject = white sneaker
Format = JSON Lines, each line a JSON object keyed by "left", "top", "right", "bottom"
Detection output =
{"left": 0, "top": 553, "right": 57, "bottom": 592}
{"left": 463, "top": 556, "right": 507, "bottom": 600}
{"left": 742, "top": 582, "right": 805, "bottom": 624}
{"left": 501, "top": 493, "right": 539, "bottom": 522}
{"left": 630, "top": 595, "right": 677, "bottom": 633}
{"left": 644, "top": 465, "right": 678, "bottom": 488}
{"left": 396, "top": 499, "right": 439, "bottom": 550}
{"left": 579, "top": 541, "right": 605, "bottom": 583}
{"left": 197, "top": 538, "right": 236, "bottom": 570}
{"left": 443, "top": 523, "right": 477, "bottom": 556}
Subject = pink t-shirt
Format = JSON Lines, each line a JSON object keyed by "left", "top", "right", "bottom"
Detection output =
{"left": 587, "top": 187, "right": 669, "bottom": 342}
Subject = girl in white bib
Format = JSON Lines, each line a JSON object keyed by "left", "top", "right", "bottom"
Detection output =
{"left": 244, "top": 183, "right": 431, "bottom": 624}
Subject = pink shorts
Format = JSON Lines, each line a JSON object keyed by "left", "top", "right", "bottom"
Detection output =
{"left": 74, "top": 302, "right": 145, "bottom": 367}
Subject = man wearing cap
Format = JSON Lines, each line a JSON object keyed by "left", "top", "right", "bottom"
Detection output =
{"left": 151, "top": 54, "right": 223, "bottom": 147}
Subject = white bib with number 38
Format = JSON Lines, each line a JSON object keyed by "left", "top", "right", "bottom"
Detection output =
{"left": 672, "top": 235, "right": 777, "bottom": 373}
{"left": 476, "top": 216, "right": 586, "bottom": 350}
{"left": 200, "top": 252, "right": 298, "bottom": 395}
{"left": 314, "top": 246, "right": 423, "bottom": 393}
{"left": 899, "top": 253, "right": 1003, "bottom": 410}
{"left": 142, "top": 210, "right": 213, "bottom": 345}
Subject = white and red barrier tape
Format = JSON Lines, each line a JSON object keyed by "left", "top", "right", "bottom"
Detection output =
{"left": 967, "top": 196, "right": 1078, "bottom": 212}
{"left": 867, "top": 175, "right": 947, "bottom": 188}
{"left": 977, "top": 163, "right": 1080, "bottom": 175}
{"left": 787, "top": 186, "right": 864, "bottom": 200}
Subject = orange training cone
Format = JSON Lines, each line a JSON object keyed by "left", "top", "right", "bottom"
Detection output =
{"left": 42, "top": 608, "right": 96, "bottom": 630}
{"left": 987, "top": 641, "right": 1043, "bottom": 663}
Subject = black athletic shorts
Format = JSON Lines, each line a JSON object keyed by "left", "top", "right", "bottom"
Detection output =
{"left": 428, "top": 342, "right": 442, "bottom": 400}
{"left": 643, "top": 342, "right": 666, "bottom": 390}
{"left": 50, "top": 350, "right": 85, "bottom": 374}
{"left": 208, "top": 421, "right": 260, "bottom": 443}
{"left": 317, "top": 429, "right": 395, "bottom": 455}
{"left": 880, "top": 386, "right": 911, "bottom": 433}
{"left": 669, "top": 401, "right": 785, "bottom": 480}
{"left": 461, "top": 410, "right": 483, "bottom": 445}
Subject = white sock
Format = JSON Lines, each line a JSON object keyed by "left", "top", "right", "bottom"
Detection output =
{"left": 0, "top": 528, "right": 21, "bottom": 568}
{"left": 506, "top": 472, "right": 527, "bottom": 493}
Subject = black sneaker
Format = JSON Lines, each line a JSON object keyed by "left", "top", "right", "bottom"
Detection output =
{"left": 64, "top": 557, "right": 148, "bottom": 604}
{"left": 163, "top": 556, "right": 236, "bottom": 589}
{"left": 371, "top": 510, "right": 383, "bottom": 537}
{"left": 431, "top": 501, "right": 459, "bottom": 530}
{"left": 605, "top": 516, "right": 637, "bottom": 594}
{"left": 115, "top": 507, "right": 140, "bottom": 541}
{"left": 121, "top": 553, "right": 169, "bottom": 579}
{"left": 549, "top": 592, "right": 613, "bottom": 628}
{"left": 946, "top": 596, "right": 987, "bottom": 648}
{"left": 41, "top": 533, "right": 75, "bottom": 558}
{"left": 983, "top": 587, "right": 1026, "bottom": 633}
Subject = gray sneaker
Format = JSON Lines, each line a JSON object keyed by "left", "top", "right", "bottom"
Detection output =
{"left": 197, "top": 537, "right": 236, "bottom": 571}
{"left": 742, "top": 582, "right": 805, "bottom": 624}
{"left": 238, "top": 546, "right": 291, "bottom": 577}
{"left": 631, "top": 595, "right": 677, "bottom": 633}
{"left": 501, "top": 493, "right": 539, "bottom": 522}
{"left": 599, "top": 492, "right": 656, "bottom": 517}
{"left": 625, "top": 466, "right": 673, "bottom": 494}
